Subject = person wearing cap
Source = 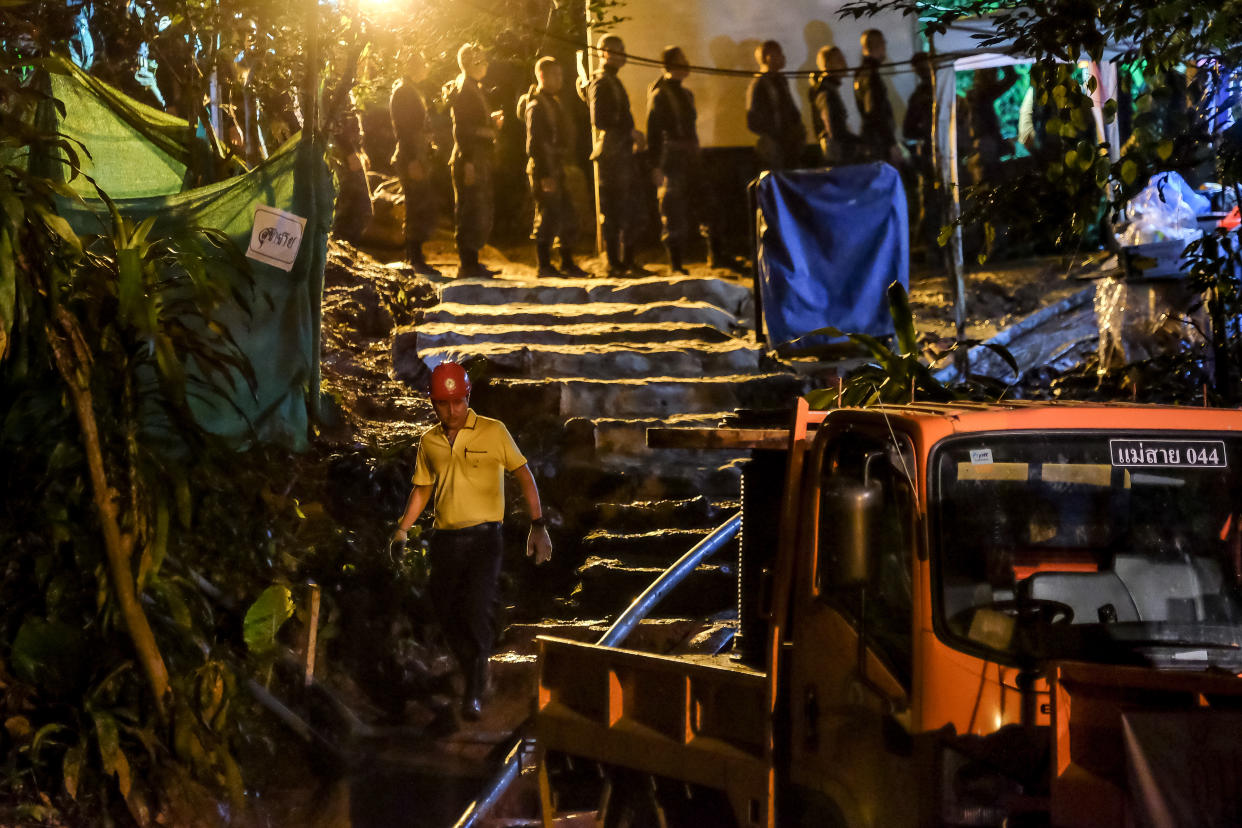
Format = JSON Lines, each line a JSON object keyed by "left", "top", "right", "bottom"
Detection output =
{"left": 391, "top": 362, "right": 552, "bottom": 721}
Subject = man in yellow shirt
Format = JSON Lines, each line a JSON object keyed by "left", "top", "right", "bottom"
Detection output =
{"left": 391, "top": 362, "right": 552, "bottom": 720}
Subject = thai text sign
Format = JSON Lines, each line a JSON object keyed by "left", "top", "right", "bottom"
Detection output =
{"left": 247, "top": 204, "right": 306, "bottom": 271}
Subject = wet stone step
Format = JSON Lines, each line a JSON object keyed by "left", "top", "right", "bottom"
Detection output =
{"left": 594, "top": 496, "right": 733, "bottom": 532}
{"left": 544, "top": 459, "right": 743, "bottom": 504}
{"left": 472, "top": 373, "right": 809, "bottom": 420}
{"left": 571, "top": 556, "right": 736, "bottom": 617}
{"left": 575, "top": 413, "right": 752, "bottom": 457}
{"left": 438, "top": 274, "right": 754, "bottom": 318}
{"left": 580, "top": 527, "right": 720, "bottom": 565}
{"left": 406, "top": 340, "right": 762, "bottom": 381}
{"left": 408, "top": 321, "right": 734, "bottom": 351}
{"left": 422, "top": 300, "right": 742, "bottom": 332}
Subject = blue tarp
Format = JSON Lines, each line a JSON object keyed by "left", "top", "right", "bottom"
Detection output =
{"left": 754, "top": 162, "right": 908, "bottom": 347}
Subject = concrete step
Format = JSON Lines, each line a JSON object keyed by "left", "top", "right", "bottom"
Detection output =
{"left": 571, "top": 556, "right": 736, "bottom": 617}
{"left": 571, "top": 412, "right": 745, "bottom": 458}
{"left": 422, "top": 300, "right": 742, "bottom": 332}
{"left": 409, "top": 339, "right": 763, "bottom": 380}
{"left": 409, "top": 321, "right": 734, "bottom": 352}
{"left": 438, "top": 274, "right": 754, "bottom": 319}
{"left": 581, "top": 527, "right": 719, "bottom": 565}
{"left": 540, "top": 459, "right": 743, "bottom": 505}
{"left": 594, "top": 496, "right": 738, "bottom": 533}
{"left": 473, "top": 372, "right": 809, "bottom": 420}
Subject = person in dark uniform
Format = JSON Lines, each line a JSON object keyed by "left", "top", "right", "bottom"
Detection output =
{"left": 647, "top": 46, "right": 724, "bottom": 274}
{"left": 525, "top": 57, "right": 588, "bottom": 277}
{"left": 486, "top": 30, "right": 529, "bottom": 243}
{"left": 391, "top": 362, "right": 552, "bottom": 721}
{"left": 746, "top": 40, "right": 805, "bottom": 171}
{"left": 330, "top": 107, "right": 373, "bottom": 244}
{"left": 810, "top": 45, "right": 858, "bottom": 166}
{"left": 965, "top": 66, "right": 1017, "bottom": 186}
{"left": 448, "top": 43, "right": 502, "bottom": 279}
{"left": 903, "top": 51, "right": 939, "bottom": 253}
{"left": 390, "top": 50, "right": 439, "bottom": 276}
{"left": 586, "top": 34, "right": 645, "bottom": 277}
{"left": 854, "top": 29, "right": 901, "bottom": 165}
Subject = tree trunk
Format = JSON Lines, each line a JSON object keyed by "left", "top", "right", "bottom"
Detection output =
{"left": 45, "top": 310, "right": 170, "bottom": 716}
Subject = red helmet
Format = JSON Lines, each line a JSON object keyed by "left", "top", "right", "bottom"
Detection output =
{"left": 430, "top": 361, "right": 471, "bottom": 400}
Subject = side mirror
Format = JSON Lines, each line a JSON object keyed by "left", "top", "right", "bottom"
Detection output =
{"left": 819, "top": 457, "right": 883, "bottom": 588}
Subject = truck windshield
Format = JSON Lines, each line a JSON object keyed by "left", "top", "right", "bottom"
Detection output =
{"left": 932, "top": 433, "right": 1242, "bottom": 668}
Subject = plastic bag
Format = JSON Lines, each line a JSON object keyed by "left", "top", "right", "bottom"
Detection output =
{"left": 1095, "top": 276, "right": 1206, "bottom": 372}
{"left": 1115, "top": 171, "right": 1210, "bottom": 246}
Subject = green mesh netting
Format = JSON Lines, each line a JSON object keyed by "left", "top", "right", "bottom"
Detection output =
{"left": 35, "top": 58, "right": 333, "bottom": 451}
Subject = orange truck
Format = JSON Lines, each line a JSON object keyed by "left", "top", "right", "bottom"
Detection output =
{"left": 533, "top": 400, "right": 1242, "bottom": 827}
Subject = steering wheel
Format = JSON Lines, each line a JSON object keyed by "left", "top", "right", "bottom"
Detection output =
{"left": 951, "top": 598, "right": 1075, "bottom": 631}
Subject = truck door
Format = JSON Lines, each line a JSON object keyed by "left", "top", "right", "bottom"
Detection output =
{"left": 786, "top": 428, "right": 919, "bottom": 828}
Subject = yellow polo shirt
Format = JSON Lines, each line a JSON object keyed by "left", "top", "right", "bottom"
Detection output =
{"left": 412, "top": 409, "right": 528, "bottom": 530}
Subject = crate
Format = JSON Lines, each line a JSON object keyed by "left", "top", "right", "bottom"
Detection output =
{"left": 1120, "top": 236, "right": 1199, "bottom": 280}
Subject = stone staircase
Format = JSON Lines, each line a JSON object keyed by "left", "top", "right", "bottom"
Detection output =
{"left": 392, "top": 270, "right": 809, "bottom": 624}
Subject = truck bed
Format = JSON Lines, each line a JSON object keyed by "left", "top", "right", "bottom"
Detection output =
{"left": 536, "top": 635, "right": 772, "bottom": 824}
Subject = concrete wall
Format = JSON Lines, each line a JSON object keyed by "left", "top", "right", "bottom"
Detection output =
{"left": 600, "top": 0, "right": 922, "bottom": 148}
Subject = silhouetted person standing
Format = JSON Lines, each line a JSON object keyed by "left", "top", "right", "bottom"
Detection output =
{"left": 746, "top": 40, "right": 805, "bottom": 171}
{"left": 525, "top": 57, "right": 587, "bottom": 277}
{"left": 810, "top": 46, "right": 857, "bottom": 165}
{"left": 904, "top": 51, "right": 938, "bottom": 252}
{"left": 391, "top": 50, "right": 439, "bottom": 275}
{"left": 587, "top": 34, "right": 645, "bottom": 277}
{"left": 965, "top": 66, "right": 1017, "bottom": 186}
{"left": 449, "top": 43, "right": 502, "bottom": 278}
{"left": 854, "top": 29, "right": 900, "bottom": 165}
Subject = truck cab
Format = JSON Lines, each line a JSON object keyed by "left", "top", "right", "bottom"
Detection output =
{"left": 536, "top": 401, "right": 1242, "bottom": 827}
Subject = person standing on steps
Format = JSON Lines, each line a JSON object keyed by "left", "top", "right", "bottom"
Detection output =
{"left": 390, "top": 362, "right": 553, "bottom": 721}
{"left": 524, "top": 56, "right": 588, "bottom": 277}
{"left": 810, "top": 46, "right": 858, "bottom": 166}
{"left": 746, "top": 40, "right": 806, "bottom": 171}
{"left": 390, "top": 50, "right": 439, "bottom": 276}
{"left": 854, "top": 29, "right": 901, "bottom": 166}
{"left": 448, "top": 43, "right": 503, "bottom": 279}
{"left": 585, "top": 34, "right": 648, "bottom": 277}
{"left": 647, "top": 46, "right": 725, "bottom": 274}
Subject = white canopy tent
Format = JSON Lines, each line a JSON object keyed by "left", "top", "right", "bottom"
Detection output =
{"left": 927, "top": 15, "right": 1126, "bottom": 340}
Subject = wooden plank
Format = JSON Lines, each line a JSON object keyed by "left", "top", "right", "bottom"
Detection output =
{"left": 645, "top": 427, "right": 790, "bottom": 451}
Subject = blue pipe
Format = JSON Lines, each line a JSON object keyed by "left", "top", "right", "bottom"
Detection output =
{"left": 451, "top": 512, "right": 743, "bottom": 828}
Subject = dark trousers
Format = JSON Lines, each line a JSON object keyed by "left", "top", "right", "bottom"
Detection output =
{"left": 596, "top": 153, "right": 636, "bottom": 264}
{"left": 399, "top": 172, "right": 436, "bottom": 255}
{"left": 530, "top": 172, "right": 577, "bottom": 249}
{"left": 428, "top": 522, "right": 503, "bottom": 674}
{"left": 658, "top": 149, "right": 717, "bottom": 247}
{"left": 451, "top": 157, "right": 494, "bottom": 255}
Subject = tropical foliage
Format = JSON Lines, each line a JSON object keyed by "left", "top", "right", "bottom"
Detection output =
{"left": 804, "top": 282, "right": 1018, "bottom": 408}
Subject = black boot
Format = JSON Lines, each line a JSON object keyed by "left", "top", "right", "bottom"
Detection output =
{"left": 622, "top": 242, "right": 653, "bottom": 276}
{"left": 408, "top": 244, "right": 440, "bottom": 277}
{"left": 560, "top": 248, "right": 589, "bottom": 277}
{"left": 605, "top": 231, "right": 625, "bottom": 277}
{"left": 666, "top": 241, "right": 689, "bottom": 275}
{"left": 461, "top": 657, "right": 488, "bottom": 721}
{"left": 536, "top": 241, "right": 562, "bottom": 277}
{"left": 458, "top": 247, "right": 493, "bottom": 279}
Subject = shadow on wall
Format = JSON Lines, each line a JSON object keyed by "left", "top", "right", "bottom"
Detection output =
{"left": 707, "top": 35, "right": 762, "bottom": 147}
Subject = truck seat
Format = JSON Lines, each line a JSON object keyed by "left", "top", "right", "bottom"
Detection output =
{"left": 1025, "top": 571, "right": 1139, "bottom": 623}
{"left": 1114, "top": 556, "right": 1223, "bottom": 621}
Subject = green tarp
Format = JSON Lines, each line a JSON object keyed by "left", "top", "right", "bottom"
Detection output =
{"left": 38, "top": 58, "right": 333, "bottom": 450}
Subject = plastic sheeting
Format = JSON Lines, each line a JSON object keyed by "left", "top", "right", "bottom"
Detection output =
{"left": 754, "top": 162, "right": 908, "bottom": 347}
{"left": 30, "top": 60, "right": 333, "bottom": 450}
{"left": 1095, "top": 277, "right": 1206, "bottom": 371}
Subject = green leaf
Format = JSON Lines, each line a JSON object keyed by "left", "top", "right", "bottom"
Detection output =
{"left": 243, "top": 585, "right": 294, "bottom": 655}
{"left": 63, "top": 743, "right": 84, "bottom": 800}
{"left": 1121, "top": 159, "right": 1139, "bottom": 185}
{"left": 92, "top": 712, "right": 132, "bottom": 798}
{"left": 1156, "top": 139, "right": 1174, "bottom": 161}
{"left": 887, "top": 281, "right": 918, "bottom": 357}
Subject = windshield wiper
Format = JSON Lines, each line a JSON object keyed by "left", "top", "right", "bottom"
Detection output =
{"left": 1120, "top": 639, "right": 1241, "bottom": 650}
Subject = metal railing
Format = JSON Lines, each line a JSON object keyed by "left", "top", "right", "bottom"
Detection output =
{"left": 451, "top": 512, "right": 743, "bottom": 828}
